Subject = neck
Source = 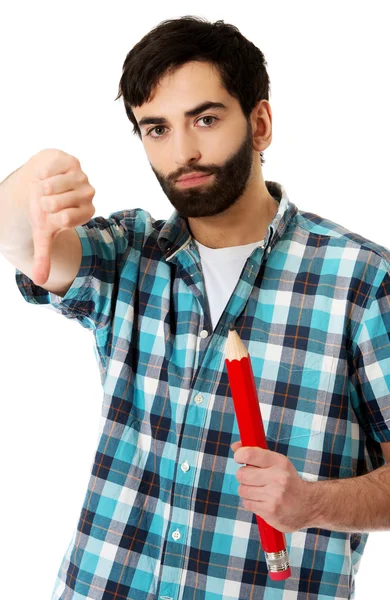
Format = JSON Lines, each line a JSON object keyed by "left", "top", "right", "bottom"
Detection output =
{"left": 187, "top": 177, "right": 279, "bottom": 249}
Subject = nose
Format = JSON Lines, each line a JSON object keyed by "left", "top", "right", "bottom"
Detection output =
{"left": 172, "top": 129, "right": 202, "bottom": 166}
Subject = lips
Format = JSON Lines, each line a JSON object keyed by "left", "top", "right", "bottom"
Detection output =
{"left": 176, "top": 174, "right": 213, "bottom": 188}
{"left": 177, "top": 173, "right": 210, "bottom": 182}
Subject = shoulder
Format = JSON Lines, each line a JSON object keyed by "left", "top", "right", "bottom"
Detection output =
{"left": 293, "top": 208, "right": 390, "bottom": 277}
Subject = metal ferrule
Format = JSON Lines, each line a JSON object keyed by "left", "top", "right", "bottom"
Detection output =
{"left": 264, "top": 549, "right": 290, "bottom": 572}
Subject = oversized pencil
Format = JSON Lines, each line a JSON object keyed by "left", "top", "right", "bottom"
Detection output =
{"left": 225, "top": 325, "right": 292, "bottom": 581}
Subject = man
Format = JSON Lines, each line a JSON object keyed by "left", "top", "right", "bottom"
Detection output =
{"left": 6, "top": 15, "right": 390, "bottom": 600}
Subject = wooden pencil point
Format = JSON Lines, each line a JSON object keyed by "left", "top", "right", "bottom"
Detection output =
{"left": 225, "top": 328, "right": 248, "bottom": 361}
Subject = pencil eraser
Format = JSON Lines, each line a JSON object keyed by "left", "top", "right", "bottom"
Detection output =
{"left": 269, "top": 566, "right": 292, "bottom": 580}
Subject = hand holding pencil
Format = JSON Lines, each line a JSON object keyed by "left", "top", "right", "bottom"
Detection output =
{"left": 225, "top": 325, "right": 317, "bottom": 580}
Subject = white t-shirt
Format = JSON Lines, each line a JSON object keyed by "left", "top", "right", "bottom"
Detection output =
{"left": 193, "top": 238, "right": 265, "bottom": 331}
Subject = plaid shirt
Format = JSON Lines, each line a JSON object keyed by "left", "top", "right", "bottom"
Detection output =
{"left": 15, "top": 181, "right": 390, "bottom": 600}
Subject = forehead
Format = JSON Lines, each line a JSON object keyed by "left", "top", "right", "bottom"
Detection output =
{"left": 157, "top": 61, "right": 223, "bottom": 93}
{"left": 133, "top": 61, "right": 235, "bottom": 123}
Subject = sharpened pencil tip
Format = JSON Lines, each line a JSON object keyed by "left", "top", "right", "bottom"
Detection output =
{"left": 229, "top": 323, "right": 235, "bottom": 331}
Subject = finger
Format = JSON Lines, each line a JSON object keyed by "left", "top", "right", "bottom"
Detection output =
{"left": 234, "top": 446, "right": 280, "bottom": 467}
{"left": 241, "top": 499, "right": 268, "bottom": 517}
{"left": 39, "top": 169, "right": 86, "bottom": 197}
{"left": 238, "top": 484, "right": 266, "bottom": 502}
{"left": 237, "top": 465, "right": 267, "bottom": 486}
{"left": 47, "top": 206, "right": 90, "bottom": 229}
{"left": 40, "top": 190, "right": 82, "bottom": 214}
{"left": 231, "top": 440, "right": 242, "bottom": 452}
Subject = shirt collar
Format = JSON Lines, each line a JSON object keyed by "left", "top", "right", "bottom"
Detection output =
{"left": 157, "top": 181, "right": 297, "bottom": 262}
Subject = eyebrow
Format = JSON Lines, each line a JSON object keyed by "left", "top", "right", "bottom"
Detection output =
{"left": 137, "top": 101, "right": 228, "bottom": 129}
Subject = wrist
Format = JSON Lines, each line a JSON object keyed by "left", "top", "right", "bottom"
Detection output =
{"left": 303, "top": 479, "right": 328, "bottom": 529}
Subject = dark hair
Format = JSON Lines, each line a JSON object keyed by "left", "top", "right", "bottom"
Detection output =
{"left": 115, "top": 16, "right": 271, "bottom": 166}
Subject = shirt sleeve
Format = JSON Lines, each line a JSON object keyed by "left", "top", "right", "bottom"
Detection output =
{"left": 15, "top": 209, "right": 138, "bottom": 332}
{"left": 349, "top": 263, "right": 390, "bottom": 443}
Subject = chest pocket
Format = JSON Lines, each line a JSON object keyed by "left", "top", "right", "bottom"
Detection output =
{"left": 257, "top": 352, "right": 337, "bottom": 443}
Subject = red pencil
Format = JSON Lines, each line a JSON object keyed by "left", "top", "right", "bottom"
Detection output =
{"left": 225, "top": 325, "right": 292, "bottom": 581}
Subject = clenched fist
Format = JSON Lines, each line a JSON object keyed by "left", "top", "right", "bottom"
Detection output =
{"left": 23, "top": 148, "right": 96, "bottom": 285}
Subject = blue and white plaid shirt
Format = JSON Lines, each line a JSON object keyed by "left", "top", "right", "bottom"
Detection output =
{"left": 16, "top": 181, "right": 390, "bottom": 600}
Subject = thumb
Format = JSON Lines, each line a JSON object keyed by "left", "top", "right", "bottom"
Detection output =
{"left": 31, "top": 228, "right": 54, "bottom": 286}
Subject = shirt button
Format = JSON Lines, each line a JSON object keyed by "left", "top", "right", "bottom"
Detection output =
{"left": 194, "top": 394, "right": 204, "bottom": 404}
{"left": 172, "top": 529, "right": 181, "bottom": 541}
{"left": 181, "top": 461, "right": 190, "bottom": 473}
{"left": 267, "top": 246, "right": 271, "bottom": 254}
{"left": 200, "top": 329, "right": 209, "bottom": 338}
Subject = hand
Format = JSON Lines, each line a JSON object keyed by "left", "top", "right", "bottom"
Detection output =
{"left": 24, "top": 148, "right": 96, "bottom": 286}
{"left": 231, "top": 440, "right": 316, "bottom": 533}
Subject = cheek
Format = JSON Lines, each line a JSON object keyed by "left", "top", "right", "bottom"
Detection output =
{"left": 147, "top": 154, "right": 169, "bottom": 178}
{"left": 203, "top": 134, "right": 231, "bottom": 159}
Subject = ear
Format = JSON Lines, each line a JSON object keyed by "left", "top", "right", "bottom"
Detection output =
{"left": 251, "top": 99, "right": 272, "bottom": 153}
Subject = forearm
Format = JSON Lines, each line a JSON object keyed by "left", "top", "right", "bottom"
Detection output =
{"left": 0, "top": 163, "right": 34, "bottom": 256}
{"left": 308, "top": 463, "right": 390, "bottom": 532}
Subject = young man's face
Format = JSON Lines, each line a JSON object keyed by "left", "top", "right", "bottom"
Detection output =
{"left": 132, "top": 61, "right": 259, "bottom": 219}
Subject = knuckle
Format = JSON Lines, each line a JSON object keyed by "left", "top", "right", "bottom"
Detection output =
{"left": 47, "top": 199, "right": 56, "bottom": 212}
{"left": 39, "top": 147, "right": 59, "bottom": 157}
{"left": 275, "top": 490, "right": 283, "bottom": 504}
{"left": 41, "top": 181, "right": 50, "bottom": 194}
{"left": 74, "top": 171, "right": 89, "bottom": 190}
{"left": 61, "top": 212, "right": 71, "bottom": 227}
{"left": 74, "top": 168, "right": 85, "bottom": 182}
{"left": 239, "top": 484, "right": 246, "bottom": 497}
{"left": 244, "top": 450, "right": 253, "bottom": 464}
{"left": 266, "top": 503, "right": 275, "bottom": 516}
{"left": 71, "top": 156, "right": 81, "bottom": 169}
{"left": 81, "top": 185, "right": 94, "bottom": 200}
{"left": 42, "top": 197, "right": 55, "bottom": 212}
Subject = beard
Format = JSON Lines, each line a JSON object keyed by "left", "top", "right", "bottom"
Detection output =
{"left": 149, "top": 119, "right": 254, "bottom": 218}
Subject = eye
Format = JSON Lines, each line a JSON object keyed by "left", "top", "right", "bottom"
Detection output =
{"left": 145, "top": 116, "right": 219, "bottom": 140}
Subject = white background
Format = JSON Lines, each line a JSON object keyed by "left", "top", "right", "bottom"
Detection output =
{"left": 1, "top": 1, "right": 389, "bottom": 598}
